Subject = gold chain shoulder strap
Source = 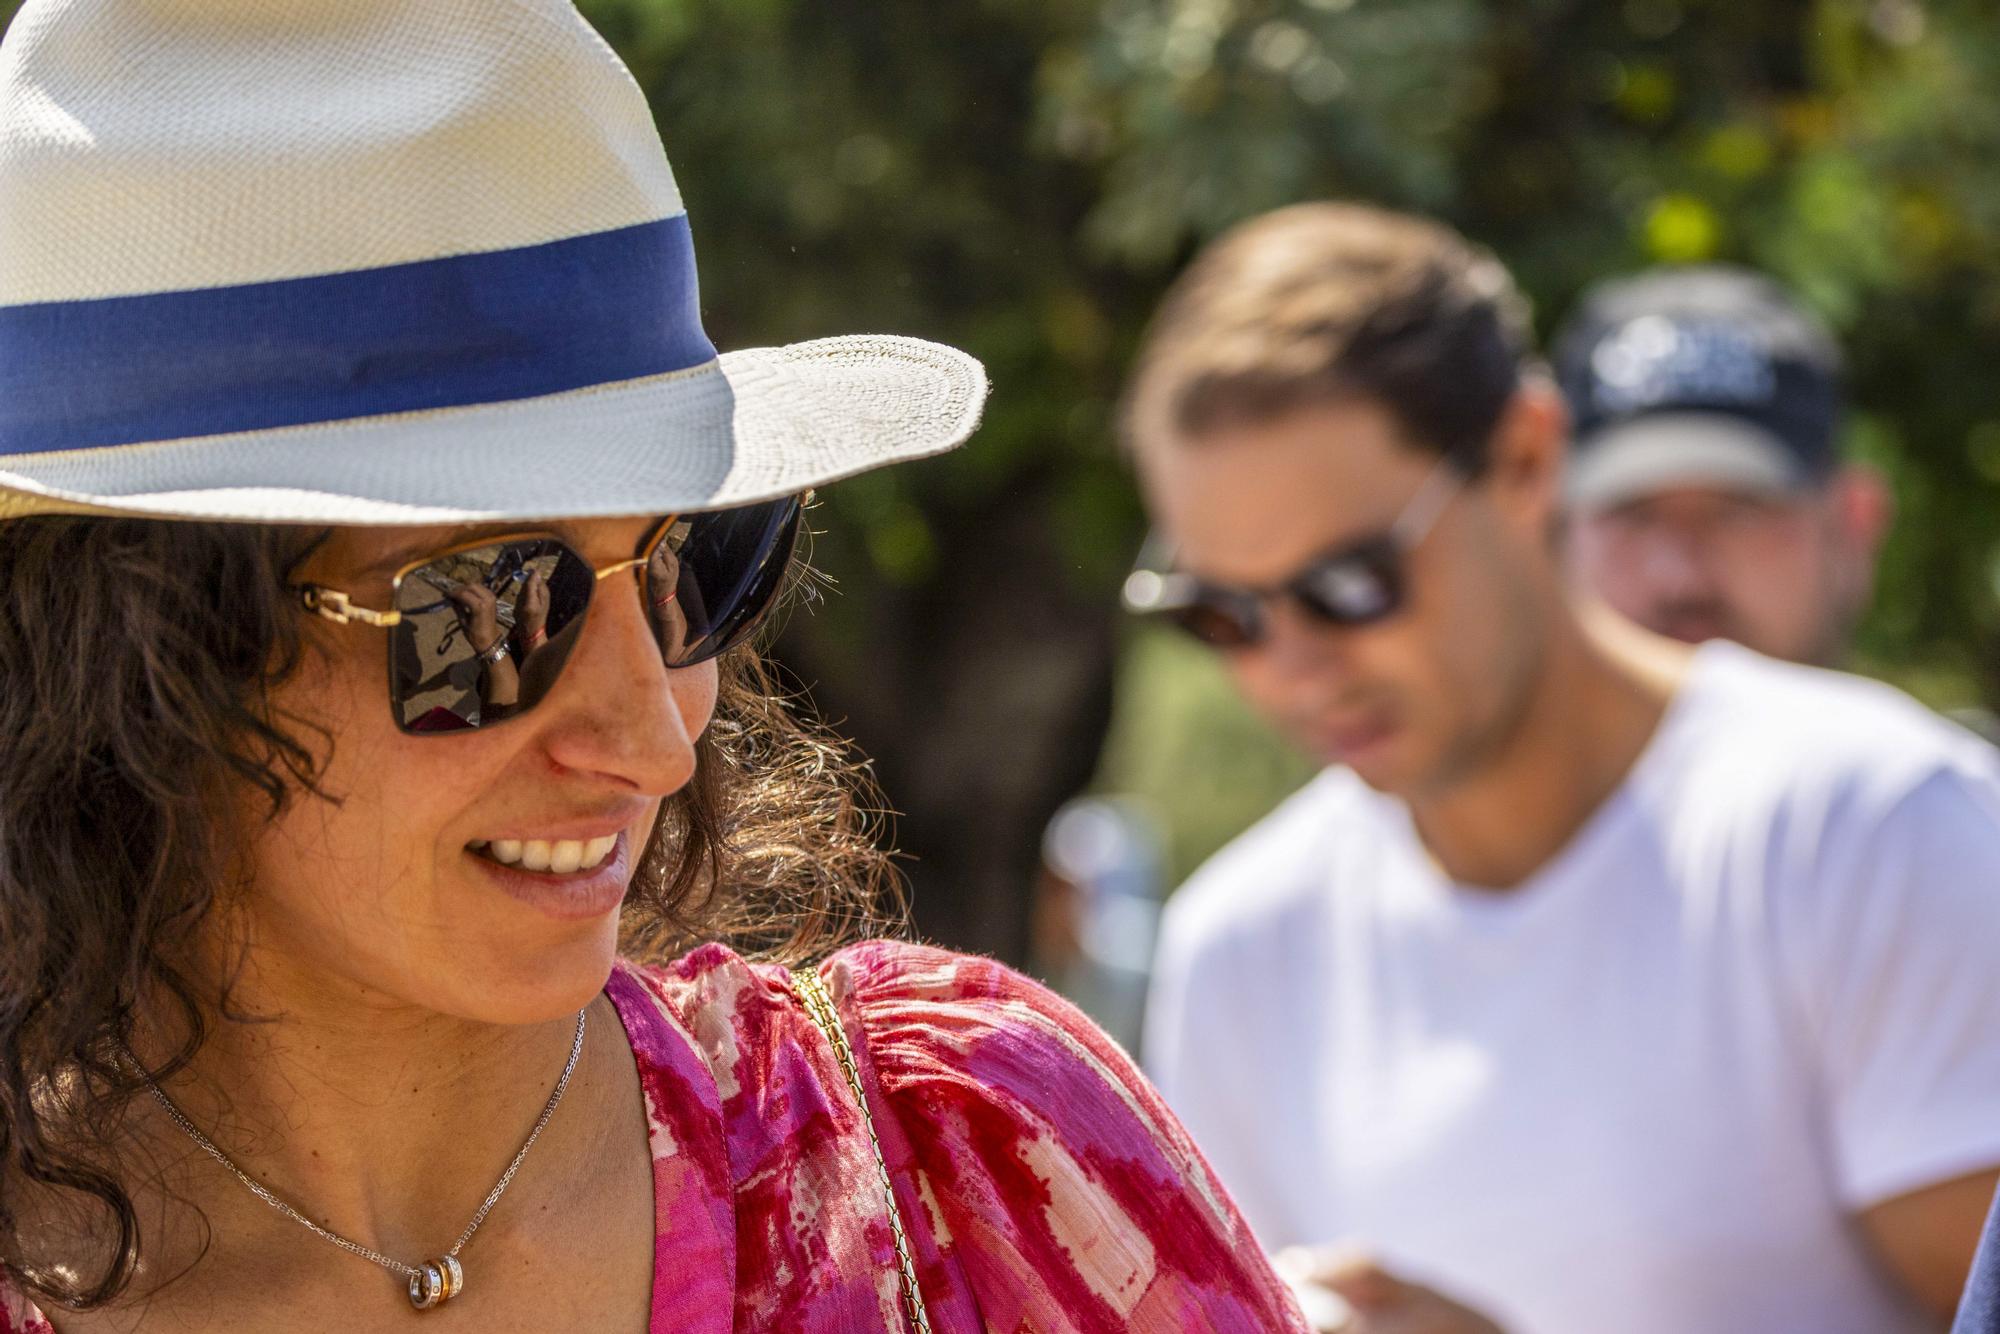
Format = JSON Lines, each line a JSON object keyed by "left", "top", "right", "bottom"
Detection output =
{"left": 792, "top": 967, "right": 935, "bottom": 1333}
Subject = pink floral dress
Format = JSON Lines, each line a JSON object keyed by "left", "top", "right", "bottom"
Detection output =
{"left": 2, "top": 940, "right": 1307, "bottom": 1331}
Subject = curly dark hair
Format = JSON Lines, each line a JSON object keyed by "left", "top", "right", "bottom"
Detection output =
{"left": 0, "top": 515, "right": 902, "bottom": 1311}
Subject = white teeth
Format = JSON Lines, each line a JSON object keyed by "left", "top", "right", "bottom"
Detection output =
{"left": 474, "top": 834, "right": 618, "bottom": 873}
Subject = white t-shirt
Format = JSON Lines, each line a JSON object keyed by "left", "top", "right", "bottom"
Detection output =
{"left": 1146, "top": 643, "right": 2000, "bottom": 1334}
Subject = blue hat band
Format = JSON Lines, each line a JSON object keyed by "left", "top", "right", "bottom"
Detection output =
{"left": 0, "top": 216, "right": 715, "bottom": 457}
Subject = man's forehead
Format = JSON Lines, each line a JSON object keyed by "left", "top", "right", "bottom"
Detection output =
{"left": 1591, "top": 481, "right": 1813, "bottom": 518}
{"left": 1142, "top": 407, "right": 1435, "bottom": 579}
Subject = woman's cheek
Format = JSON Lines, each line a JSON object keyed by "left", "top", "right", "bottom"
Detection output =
{"left": 675, "top": 660, "right": 721, "bottom": 742}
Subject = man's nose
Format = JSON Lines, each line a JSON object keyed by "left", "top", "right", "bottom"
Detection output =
{"left": 536, "top": 575, "right": 703, "bottom": 795}
{"left": 1255, "top": 596, "right": 1354, "bottom": 681}
{"left": 1636, "top": 526, "right": 1716, "bottom": 599}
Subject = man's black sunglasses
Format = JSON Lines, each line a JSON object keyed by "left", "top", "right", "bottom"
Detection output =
{"left": 1121, "top": 464, "right": 1459, "bottom": 649}
{"left": 295, "top": 495, "right": 804, "bottom": 733}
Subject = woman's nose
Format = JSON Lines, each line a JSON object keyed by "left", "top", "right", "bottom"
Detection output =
{"left": 535, "top": 574, "right": 711, "bottom": 796}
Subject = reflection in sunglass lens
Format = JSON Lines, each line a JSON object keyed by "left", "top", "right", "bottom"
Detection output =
{"left": 390, "top": 539, "right": 596, "bottom": 733}
{"left": 1156, "top": 542, "right": 1405, "bottom": 652}
{"left": 380, "top": 497, "right": 804, "bottom": 735}
{"left": 648, "top": 498, "right": 802, "bottom": 668}
{"left": 1292, "top": 542, "right": 1402, "bottom": 625}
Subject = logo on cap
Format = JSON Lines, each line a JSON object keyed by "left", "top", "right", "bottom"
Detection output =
{"left": 1589, "top": 316, "right": 1776, "bottom": 417}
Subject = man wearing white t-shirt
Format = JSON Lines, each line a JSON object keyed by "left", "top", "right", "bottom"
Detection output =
{"left": 1122, "top": 203, "right": 2000, "bottom": 1333}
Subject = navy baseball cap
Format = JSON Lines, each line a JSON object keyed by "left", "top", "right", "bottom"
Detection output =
{"left": 1553, "top": 266, "right": 1844, "bottom": 511}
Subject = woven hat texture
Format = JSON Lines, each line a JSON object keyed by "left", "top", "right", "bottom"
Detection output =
{"left": 0, "top": 0, "right": 987, "bottom": 522}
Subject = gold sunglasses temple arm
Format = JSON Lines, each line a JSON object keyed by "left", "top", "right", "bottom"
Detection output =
{"left": 593, "top": 557, "right": 648, "bottom": 582}
{"left": 297, "top": 585, "right": 403, "bottom": 628}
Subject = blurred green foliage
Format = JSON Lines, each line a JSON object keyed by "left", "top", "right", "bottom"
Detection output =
{"left": 1044, "top": 0, "right": 2000, "bottom": 698}
{"left": 5, "top": 0, "right": 1999, "bottom": 903}
{"left": 580, "top": 0, "right": 2000, "bottom": 885}
{"left": 1043, "top": 0, "right": 2000, "bottom": 873}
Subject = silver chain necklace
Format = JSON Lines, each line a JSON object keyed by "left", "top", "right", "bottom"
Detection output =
{"left": 134, "top": 1007, "right": 587, "bottom": 1312}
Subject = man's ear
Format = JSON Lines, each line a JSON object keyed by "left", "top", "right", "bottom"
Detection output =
{"left": 1481, "top": 377, "right": 1570, "bottom": 537}
{"left": 1831, "top": 462, "right": 1895, "bottom": 562}
{"left": 1826, "top": 463, "right": 1894, "bottom": 625}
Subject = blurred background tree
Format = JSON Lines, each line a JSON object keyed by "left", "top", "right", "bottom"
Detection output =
{"left": 6, "top": 0, "right": 1997, "bottom": 959}
{"left": 590, "top": 0, "right": 2000, "bottom": 951}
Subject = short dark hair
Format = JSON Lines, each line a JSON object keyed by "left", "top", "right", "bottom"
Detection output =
{"left": 1125, "top": 202, "right": 1534, "bottom": 473}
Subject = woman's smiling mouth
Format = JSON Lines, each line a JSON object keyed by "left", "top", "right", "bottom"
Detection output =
{"left": 469, "top": 836, "right": 620, "bottom": 874}
{"left": 465, "top": 832, "right": 635, "bottom": 922}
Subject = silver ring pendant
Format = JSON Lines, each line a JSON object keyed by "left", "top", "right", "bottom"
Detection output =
{"left": 407, "top": 1259, "right": 453, "bottom": 1311}
{"left": 407, "top": 1265, "right": 438, "bottom": 1310}
{"left": 406, "top": 1256, "right": 464, "bottom": 1311}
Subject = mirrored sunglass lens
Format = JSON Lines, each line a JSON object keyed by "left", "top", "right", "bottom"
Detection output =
{"left": 1295, "top": 547, "right": 1401, "bottom": 624}
{"left": 648, "top": 498, "right": 802, "bottom": 666}
{"left": 390, "top": 539, "right": 595, "bottom": 733}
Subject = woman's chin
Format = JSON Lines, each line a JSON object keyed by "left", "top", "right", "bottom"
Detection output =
{"left": 437, "top": 916, "right": 625, "bottom": 1027}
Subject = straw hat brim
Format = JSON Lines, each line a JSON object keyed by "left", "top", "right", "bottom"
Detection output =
{"left": 0, "top": 334, "right": 986, "bottom": 525}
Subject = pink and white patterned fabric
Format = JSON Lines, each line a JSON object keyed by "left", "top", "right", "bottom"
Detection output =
{"left": 1, "top": 940, "right": 1306, "bottom": 1331}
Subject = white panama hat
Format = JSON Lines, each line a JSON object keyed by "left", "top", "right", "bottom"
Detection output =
{"left": 0, "top": 0, "right": 988, "bottom": 524}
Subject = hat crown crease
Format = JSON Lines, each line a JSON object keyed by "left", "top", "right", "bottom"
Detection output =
{"left": 0, "top": 0, "right": 683, "bottom": 304}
